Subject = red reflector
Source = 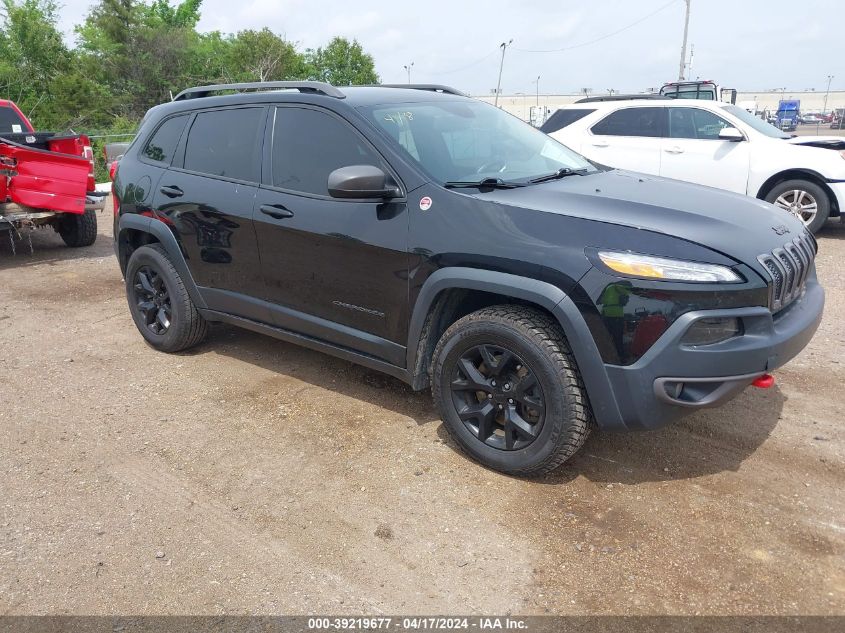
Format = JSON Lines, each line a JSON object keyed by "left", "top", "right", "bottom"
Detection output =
{"left": 752, "top": 374, "right": 775, "bottom": 389}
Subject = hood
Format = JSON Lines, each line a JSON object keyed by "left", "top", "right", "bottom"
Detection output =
{"left": 472, "top": 169, "right": 807, "bottom": 262}
{"left": 786, "top": 136, "right": 845, "bottom": 150}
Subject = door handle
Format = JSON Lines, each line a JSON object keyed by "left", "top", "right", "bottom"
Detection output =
{"left": 591, "top": 141, "right": 609, "bottom": 148}
{"left": 664, "top": 146, "right": 684, "bottom": 154}
{"left": 260, "top": 204, "right": 294, "bottom": 220}
{"left": 159, "top": 185, "right": 184, "bottom": 198}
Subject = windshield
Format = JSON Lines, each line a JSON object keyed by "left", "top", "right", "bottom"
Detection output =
{"left": 361, "top": 100, "right": 596, "bottom": 184}
{"left": 720, "top": 104, "right": 790, "bottom": 139}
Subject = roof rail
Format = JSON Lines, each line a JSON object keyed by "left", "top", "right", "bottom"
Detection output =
{"left": 172, "top": 81, "right": 345, "bottom": 101}
{"left": 376, "top": 84, "right": 468, "bottom": 97}
{"left": 574, "top": 94, "right": 664, "bottom": 103}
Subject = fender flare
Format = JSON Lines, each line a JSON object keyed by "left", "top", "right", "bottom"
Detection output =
{"left": 406, "top": 267, "right": 624, "bottom": 430}
{"left": 755, "top": 168, "right": 840, "bottom": 215}
{"left": 117, "top": 214, "right": 207, "bottom": 310}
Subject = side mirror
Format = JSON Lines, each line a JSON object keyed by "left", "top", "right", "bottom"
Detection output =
{"left": 328, "top": 165, "right": 400, "bottom": 199}
{"left": 718, "top": 127, "right": 744, "bottom": 142}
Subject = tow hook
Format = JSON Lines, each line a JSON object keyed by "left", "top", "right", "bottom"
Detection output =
{"left": 752, "top": 374, "right": 775, "bottom": 389}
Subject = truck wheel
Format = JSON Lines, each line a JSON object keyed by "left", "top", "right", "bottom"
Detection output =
{"left": 57, "top": 208, "right": 98, "bottom": 247}
{"left": 765, "top": 179, "right": 830, "bottom": 234}
{"left": 431, "top": 305, "right": 592, "bottom": 476}
{"left": 125, "top": 244, "right": 208, "bottom": 352}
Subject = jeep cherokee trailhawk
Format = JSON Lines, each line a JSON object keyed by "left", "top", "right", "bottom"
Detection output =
{"left": 113, "top": 82, "right": 824, "bottom": 475}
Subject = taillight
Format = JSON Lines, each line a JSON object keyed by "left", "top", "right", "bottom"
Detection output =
{"left": 83, "top": 145, "right": 95, "bottom": 191}
{"left": 109, "top": 160, "right": 118, "bottom": 181}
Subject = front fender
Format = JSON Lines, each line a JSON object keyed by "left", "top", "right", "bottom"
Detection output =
{"left": 406, "top": 267, "right": 625, "bottom": 430}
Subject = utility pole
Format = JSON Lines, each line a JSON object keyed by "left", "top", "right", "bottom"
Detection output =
{"left": 494, "top": 39, "right": 513, "bottom": 107}
{"left": 823, "top": 74, "right": 834, "bottom": 115}
{"left": 678, "top": 0, "right": 691, "bottom": 81}
{"left": 403, "top": 62, "right": 414, "bottom": 84}
{"left": 687, "top": 44, "right": 695, "bottom": 79}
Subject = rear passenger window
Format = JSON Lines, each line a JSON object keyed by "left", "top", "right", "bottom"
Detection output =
{"left": 591, "top": 107, "right": 664, "bottom": 137}
{"left": 271, "top": 107, "right": 382, "bottom": 196}
{"left": 183, "top": 108, "right": 264, "bottom": 182}
{"left": 0, "top": 106, "right": 27, "bottom": 133}
{"left": 142, "top": 115, "right": 188, "bottom": 164}
{"left": 540, "top": 109, "right": 596, "bottom": 134}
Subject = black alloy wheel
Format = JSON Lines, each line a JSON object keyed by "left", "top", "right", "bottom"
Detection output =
{"left": 132, "top": 266, "right": 172, "bottom": 335}
{"left": 450, "top": 344, "right": 546, "bottom": 451}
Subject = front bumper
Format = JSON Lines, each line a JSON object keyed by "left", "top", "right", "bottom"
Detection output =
{"left": 600, "top": 276, "right": 824, "bottom": 430}
{"left": 828, "top": 181, "right": 845, "bottom": 218}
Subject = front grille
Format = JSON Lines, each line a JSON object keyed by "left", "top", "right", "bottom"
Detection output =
{"left": 758, "top": 233, "right": 816, "bottom": 312}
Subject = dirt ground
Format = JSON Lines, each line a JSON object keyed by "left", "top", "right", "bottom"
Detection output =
{"left": 1, "top": 208, "right": 843, "bottom": 616}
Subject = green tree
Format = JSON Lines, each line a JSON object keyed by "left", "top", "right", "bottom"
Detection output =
{"left": 2, "top": 1, "right": 382, "bottom": 136}
{"left": 227, "top": 28, "right": 303, "bottom": 82}
{"left": 76, "top": 0, "right": 202, "bottom": 117}
{"left": 304, "top": 37, "right": 378, "bottom": 86}
{"left": 142, "top": 0, "right": 201, "bottom": 28}
{"left": 0, "top": 0, "right": 70, "bottom": 122}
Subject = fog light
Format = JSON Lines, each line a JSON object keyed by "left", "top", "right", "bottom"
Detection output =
{"left": 681, "top": 317, "right": 741, "bottom": 346}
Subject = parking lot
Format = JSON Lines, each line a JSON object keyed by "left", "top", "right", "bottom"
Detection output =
{"left": 1, "top": 211, "right": 843, "bottom": 615}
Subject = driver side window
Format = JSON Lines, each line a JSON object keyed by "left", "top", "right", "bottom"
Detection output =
{"left": 668, "top": 108, "right": 732, "bottom": 140}
{"left": 271, "top": 107, "right": 383, "bottom": 196}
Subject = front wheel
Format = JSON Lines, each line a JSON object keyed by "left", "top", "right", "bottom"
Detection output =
{"left": 431, "top": 305, "right": 592, "bottom": 476}
{"left": 765, "top": 179, "right": 830, "bottom": 234}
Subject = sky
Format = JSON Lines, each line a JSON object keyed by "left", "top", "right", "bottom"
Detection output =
{"left": 53, "top": 0, "right": 844, "bottom": 96}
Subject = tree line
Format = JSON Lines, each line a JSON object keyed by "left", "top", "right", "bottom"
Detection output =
{"left": 0, "top": 0, "right": 380, "bottom": 132}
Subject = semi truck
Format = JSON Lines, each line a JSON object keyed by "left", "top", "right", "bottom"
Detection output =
{"left": 776, "top": 100, "right": 801, "bottom": 132}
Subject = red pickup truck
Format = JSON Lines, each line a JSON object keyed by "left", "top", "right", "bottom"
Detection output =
{"left": 1, "top": 99, "right": 99, "bottom": 251}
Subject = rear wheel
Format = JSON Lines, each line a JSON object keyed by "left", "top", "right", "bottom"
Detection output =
{"left": 57, "top": 208, "right": 97, "bottom": 247}
{"left": 125, "top": 244, "right": 208, "bottom": 352}
{"left": 765, "top": 179, "right": 830, "bottom": 234}
{"left": 431, "top": 305, "right": 592, "bottom": 476}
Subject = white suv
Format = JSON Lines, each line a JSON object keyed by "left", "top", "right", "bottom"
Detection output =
{"left": 543, "top": 99, "right": 845, "bottom": 233}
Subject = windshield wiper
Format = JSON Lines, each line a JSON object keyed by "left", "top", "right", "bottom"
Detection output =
{"left": 528, "top": 167, "right": 589, "bottom": 184}
{"left": 443, "top": 178, "right": 524, "bottom": 190}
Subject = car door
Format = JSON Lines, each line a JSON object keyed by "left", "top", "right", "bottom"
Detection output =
{"left": 150, "top": 106, "right": 268, "bottom": 319}
{"left": 252, "top": 105, "right": 410, "bottom": 366}
{"left": 660, "top": 106, "right": 751, "bottom": 194}
{"left": 582, "top": 106, "right": 665, "bottom": 175}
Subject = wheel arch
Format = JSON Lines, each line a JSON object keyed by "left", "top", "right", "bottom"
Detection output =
{"left": 407, "top": 268, "right": 625, "bottom": 429}
{"left": 756, "top": 169, "right": 839, "bottom": 217}
{"left": 117, "top": 214, "right": 207, "bottom": 309}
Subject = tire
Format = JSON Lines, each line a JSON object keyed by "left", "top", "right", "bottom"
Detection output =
{"left": 57, "top": 208, "right": 98, "bottom": 247}
{"left": 765, "top": 179, "right": 830, "bottom": 234}
{"left": 125, "top": 244, "right": 208, "bottom": 352}
{"left": 431, "top": 305, "right": 592, "bottom": 476}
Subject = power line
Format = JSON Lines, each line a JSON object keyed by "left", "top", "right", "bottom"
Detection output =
{"left": 422, "top": 48, "right": 501, "bottom": 76}
{"left": 514, "top": 0, "right": 680, "bottom": 54}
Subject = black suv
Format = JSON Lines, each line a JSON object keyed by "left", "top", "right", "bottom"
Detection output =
{"left": 113, "top": 82, "right": 824, "bottom": 475}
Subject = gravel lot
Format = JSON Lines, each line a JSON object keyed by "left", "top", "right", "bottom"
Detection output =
{"left": 1, "top": 208, "right": 843, "bottom": 615}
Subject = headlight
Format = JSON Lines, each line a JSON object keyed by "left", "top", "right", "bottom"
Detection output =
{"left": 597, "top": 251, "right": 741, "bottom": 282}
